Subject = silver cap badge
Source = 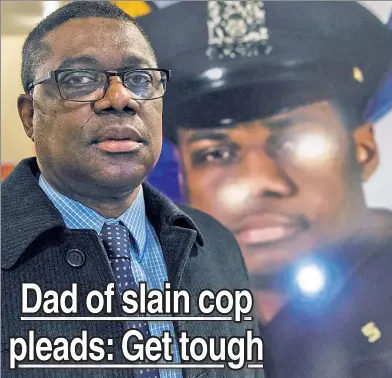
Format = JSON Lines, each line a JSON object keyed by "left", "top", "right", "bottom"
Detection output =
{"left": 207, "top": 1, "right": 272, "bottom": 60}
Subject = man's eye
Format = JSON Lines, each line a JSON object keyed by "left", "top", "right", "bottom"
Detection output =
{"left": 192, "top": 147, "right": 237, "bottom": 166}
{"left": 61, "top": 73, "right": 96, "bottom": 85}
{"left": 125, "top": 72, "right": 153, "bottom": 86}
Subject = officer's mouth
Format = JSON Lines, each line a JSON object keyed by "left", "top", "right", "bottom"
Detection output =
{"left": 233, "top": 213, "right": 309, "bottom": 247}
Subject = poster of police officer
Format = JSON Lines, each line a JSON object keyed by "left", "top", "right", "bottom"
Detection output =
{"left": 135, "top": 1, "right": 392, "bottom": 376}
{"left": 2, "top": 1, "right": 390, "bottom": 377}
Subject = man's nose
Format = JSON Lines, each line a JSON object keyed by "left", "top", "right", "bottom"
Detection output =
{"left": 240, "top": 149, "right": 295, "bottom": 198}
{"left": 94, "top": 76, "right": 140, "bottom": 113}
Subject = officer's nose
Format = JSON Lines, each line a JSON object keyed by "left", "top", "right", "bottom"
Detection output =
{"left": 241, "top": 149, "right": 295, "bottom": 199}
{"left": 94, "top": 76, "right": 140, "bottom": 114}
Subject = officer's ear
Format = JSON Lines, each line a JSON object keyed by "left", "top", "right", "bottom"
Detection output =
{"left": 18, "top": 94, "right": 35, "bottom": 141}
{"left": 353, "top": 121, "right": 378, "bottom": 182}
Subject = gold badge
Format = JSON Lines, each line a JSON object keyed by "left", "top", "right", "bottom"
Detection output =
{"left": 111, "top": 1, "right": 152, "bottom": 18}
{"left": 361, "top": 322, "right": 381, "bottom": 343}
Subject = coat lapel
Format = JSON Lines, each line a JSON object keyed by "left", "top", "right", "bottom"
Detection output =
{"left": 1, "top": 158, "right": 65, "bottom": 269}
{"left": 143, "top": 184, "right": 207, "bottom": 377}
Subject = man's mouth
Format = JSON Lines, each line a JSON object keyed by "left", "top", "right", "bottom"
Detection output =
{"left": 234, "top": 214, "right": 308, "bottom": 246}
{"left": 96, "top": 139, "right": 142, "bottom": 153}
{"left": 93, "top": 126, "right": 144, "bottom": 153}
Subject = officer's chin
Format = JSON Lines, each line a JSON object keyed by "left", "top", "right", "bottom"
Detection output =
{"left": 239, "top": 232, "right": 317, "bottom": 281}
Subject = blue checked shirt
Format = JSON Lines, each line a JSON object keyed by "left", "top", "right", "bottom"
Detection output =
{"left": 39, "top": 175, "right": 182, "bottom": 378}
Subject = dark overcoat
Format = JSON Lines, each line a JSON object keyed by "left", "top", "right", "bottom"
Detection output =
{"left": 2, "top": 158, "right": 264, "bottom": 378}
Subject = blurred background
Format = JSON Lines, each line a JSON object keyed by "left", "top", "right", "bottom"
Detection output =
{"left": 1, "top": 1, "right": 391, "bottom": 209}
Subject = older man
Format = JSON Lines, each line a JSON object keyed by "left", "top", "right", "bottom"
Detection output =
{"left": 138, "top": 2, "right": 392, "bottom": 377}
{"left": 1, "top": 2, "right": 262, "bottom": 378}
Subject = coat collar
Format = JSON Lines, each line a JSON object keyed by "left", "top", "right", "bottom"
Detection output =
{"left": 2, "top": 158, "right": 65, "bottom": 269}
{"left": 142, "top": 181, "right": 204, "bottom": 246}
{"left": 1, "top": 157, "right": 203, "bottom": 270}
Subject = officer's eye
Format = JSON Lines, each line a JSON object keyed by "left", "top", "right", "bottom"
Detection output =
{"left": 278, "top": 140, "right": 297, "bottom": 157}
{"left": 268, "top": 131, "right": 336, "bottom": 166}
{"left": 191, "top": 146, "right": 238, "bottom": 166}
{"left": 267, "top": 134, "right": 297, "bottom": 158}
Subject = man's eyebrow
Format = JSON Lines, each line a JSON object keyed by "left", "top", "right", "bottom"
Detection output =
{"left": 121, "top": 55, "right": 156, "bottom": 69}
{"left": 185, "top": 130, "right": 231, "bottom": 145}
{"left": 57, "top": 56, "right": 100, "bottom": 70}
{"left": 56, "top": 54, "right": 156, "bottom": 71}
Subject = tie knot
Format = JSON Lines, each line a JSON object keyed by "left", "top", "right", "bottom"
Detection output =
{"left": 99, "top": 222, "right": 132, "bottom": 259}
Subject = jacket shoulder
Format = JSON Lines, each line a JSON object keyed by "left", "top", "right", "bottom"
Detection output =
{"left": 178, "top": 203, "right": 239, "bottom": 247}
{"left": 177, "top": 203, "right": 251, "bottom": 281}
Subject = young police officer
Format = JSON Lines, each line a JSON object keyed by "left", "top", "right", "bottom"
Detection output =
{"left": 138, "top": 2, "right": 392, "bottom": 377}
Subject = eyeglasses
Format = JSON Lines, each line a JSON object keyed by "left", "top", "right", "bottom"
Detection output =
{"left": 27, "top": 68, "right": 171, "bottom": 102}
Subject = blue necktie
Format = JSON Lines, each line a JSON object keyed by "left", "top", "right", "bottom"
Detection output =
{"left": 99, "top": 222, "right": 160, "bottom": 378}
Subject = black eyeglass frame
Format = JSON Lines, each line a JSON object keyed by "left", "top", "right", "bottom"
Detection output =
{"left": 27, "top": 68, "right": 171, "bottom": 102}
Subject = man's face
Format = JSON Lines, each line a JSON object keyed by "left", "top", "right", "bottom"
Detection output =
{"left": 178, "top": 101, "right": 373, "bottom": 279}
{"left": 20, "top": 18, "right": 162, "bottom": 196}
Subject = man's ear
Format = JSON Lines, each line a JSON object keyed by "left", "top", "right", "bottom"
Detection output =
{"left": 352, "top": 122, "right": 379, "bottom": 182}
{"left": 18, "top": 94, "right": 35, "bottom": 141}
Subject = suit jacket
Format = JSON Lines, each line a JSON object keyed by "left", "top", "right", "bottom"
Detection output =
{"left": 1, "top": 158, "right": 264, "bottom": 378}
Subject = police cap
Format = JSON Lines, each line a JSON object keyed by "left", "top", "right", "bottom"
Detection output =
{"left": 137, "top": 1, "right": 392, "bottom": 143}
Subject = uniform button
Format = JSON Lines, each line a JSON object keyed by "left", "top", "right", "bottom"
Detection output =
{"left": 66, "top": 249, "right": 85, "bottom": 268}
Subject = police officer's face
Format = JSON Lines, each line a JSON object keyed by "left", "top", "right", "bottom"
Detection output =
{"left": 18, "top": 18, "right": 162, "bottom": 197}
{"left": 178, "top": 101, "right": 378, "bottom": 277}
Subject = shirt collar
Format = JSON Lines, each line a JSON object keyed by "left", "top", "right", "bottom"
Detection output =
{"left": 39, "top": 175, "right": 147, "bottom": 255}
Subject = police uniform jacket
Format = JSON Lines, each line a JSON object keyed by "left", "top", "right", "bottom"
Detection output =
{"left": 261, "top": 213, "right": 392, "bottom": 378}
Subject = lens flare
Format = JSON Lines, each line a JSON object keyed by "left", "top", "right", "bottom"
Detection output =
{"left": 202, "top": 67, "right": 225, "bottom": 81}
{"left": 216, "top": 181, "right": 251, "bottom": 211}
{"left": 295, "top": 264, "right": 326, "bottom": 295}
{"left": 293, "top": 132, "right": 336, "bottom": 164}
